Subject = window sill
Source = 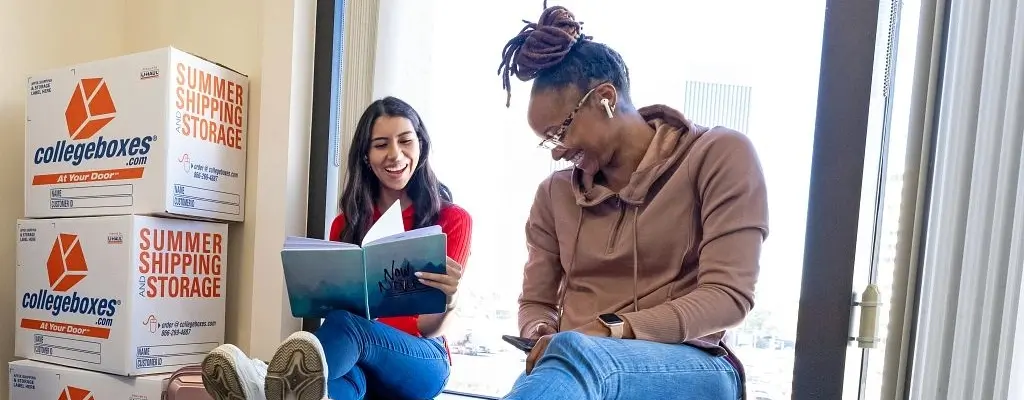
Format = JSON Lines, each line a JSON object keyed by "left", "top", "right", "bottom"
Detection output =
{"left": 438, "top": 390, "right": 500, "bottom": 400}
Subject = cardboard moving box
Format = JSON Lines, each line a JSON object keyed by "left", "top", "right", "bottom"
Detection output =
{"left": 9, "top": 359, "right": 171, "bottom": 400}
{"left": 24, "top": 47, "right": 248, "bottom": 222}
{"left": 15, "top": 215, "right": 228, "bottom": 376}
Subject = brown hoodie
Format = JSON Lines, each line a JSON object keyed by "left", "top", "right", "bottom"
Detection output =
{"left": 519, "top": 104, "right": 769, "bottom": 363}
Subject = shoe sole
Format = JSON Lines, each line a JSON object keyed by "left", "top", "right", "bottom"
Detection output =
{"left": 265, "top": 332, "right": 327, "bottom": 400}
{"left": 201, "top": 350, "right": 249, "bottom": 400}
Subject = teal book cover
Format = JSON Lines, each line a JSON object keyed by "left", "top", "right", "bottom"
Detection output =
{"left": 280, "top": 201, "right": 449, "bottom": 319}
{"left": 364, "top": 227, "right": 447, "bottom": 318}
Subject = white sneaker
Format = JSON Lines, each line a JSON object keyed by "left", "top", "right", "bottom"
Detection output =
{"left": 265, "top": 331, "right": 328, "bottom": 400}
{"left": 201, "top": 343, "right": 269, "bottom": 400}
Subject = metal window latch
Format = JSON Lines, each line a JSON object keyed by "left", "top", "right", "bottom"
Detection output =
{"left": 849, "top": 284, "right": 883, "bottom": 349}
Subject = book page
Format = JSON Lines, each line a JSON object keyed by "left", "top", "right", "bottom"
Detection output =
{"left": 365, "top": 225, "right": 442, "bottom": 247}
{"left": 284, "top": 236, "right": 360, "bottom": 250}
{"left": 361, "top": 199, "right": 405, "bottom": 246}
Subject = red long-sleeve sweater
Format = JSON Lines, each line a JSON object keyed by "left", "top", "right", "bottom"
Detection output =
{"left": 328, "top": 203, "right": 473, "bottom": 336}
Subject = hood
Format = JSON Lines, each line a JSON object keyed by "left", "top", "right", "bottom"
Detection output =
{"left": 572, "top": 104, "right": 706, "bottom": 207}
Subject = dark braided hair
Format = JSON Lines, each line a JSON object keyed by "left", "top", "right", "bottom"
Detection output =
{"left": 497, "top": 4, "right": 631, "bottom": 108}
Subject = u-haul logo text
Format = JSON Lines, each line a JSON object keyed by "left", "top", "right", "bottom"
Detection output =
{"left": 21, "top": 234, "right": 121, "bottom": 319}
{"left": 59, "top": 386, "right": 94, "bottom": 400}
{"left": 138, "top": 227, "right": 224, "bottom": 299}
{"left": 31, "top": 77, "right": 156, "bottom": 167}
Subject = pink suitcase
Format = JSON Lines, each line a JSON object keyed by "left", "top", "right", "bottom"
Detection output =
{"left": 162, "top": 365, "right": 214, "bottom": 400}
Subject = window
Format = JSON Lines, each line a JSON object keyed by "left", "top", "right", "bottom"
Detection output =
{"left": 393, "top": 1, "right": 832, "bottom": 396}
{"left": 842, "top": 0, "right": 923, "bottom": 397}
{"left": 305, "top": 0, "right": 895, "bottom": 398}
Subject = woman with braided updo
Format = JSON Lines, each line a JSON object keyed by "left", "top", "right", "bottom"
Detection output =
{"left": 499, "top": 5, "right": 768, "bottom": 400}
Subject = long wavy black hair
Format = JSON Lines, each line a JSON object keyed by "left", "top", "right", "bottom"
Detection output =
{"left": 338, "top": 96, "right": 453, "bottom": 244}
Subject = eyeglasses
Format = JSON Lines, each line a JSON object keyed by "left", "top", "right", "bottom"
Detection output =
{"left": 538, "top": 84, "right": 603, "bottom": 150}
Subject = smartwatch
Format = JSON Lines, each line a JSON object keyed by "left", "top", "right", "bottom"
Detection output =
{"left": 599, "top": 313, "right": 624, "bottom": 338}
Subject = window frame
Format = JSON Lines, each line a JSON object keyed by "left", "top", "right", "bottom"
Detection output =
{"left": 304, "top": 0, "right": 884, "bottom": 397}
{"left": 792, "top": 0, "right": 885, "bottom": 398}
{"left": 303, "top": 0, "right": 345, "bottom": 333}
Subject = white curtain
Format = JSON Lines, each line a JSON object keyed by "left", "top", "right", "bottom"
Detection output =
{"left": 908, "top": 0, "right": 1024, "bottom": 398}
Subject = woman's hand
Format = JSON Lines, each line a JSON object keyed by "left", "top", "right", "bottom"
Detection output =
{"left": 527, "top": 322, "right": 558, "bottom": 340}
{"left": 525, "top": 334, "right": 553, "bottom": 374}
{"left": 415, "top": 256, "right": 463, "bottom": 310}
{"left": 524, "top": 320, "right": 626, "bottom": 374}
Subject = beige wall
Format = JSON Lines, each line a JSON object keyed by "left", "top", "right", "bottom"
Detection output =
{"left": 0, "top": 1, "right": 315, "bottom": 397}
{"left": 120, "top": 0, "right": 317, "bottom": 359}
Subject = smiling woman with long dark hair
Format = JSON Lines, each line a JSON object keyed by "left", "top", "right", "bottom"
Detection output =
{"left": 200, "top": 96, "right": 473, "bottom": 400}
{"left": 337, "top": 97, "right": 454, "bottom": 244}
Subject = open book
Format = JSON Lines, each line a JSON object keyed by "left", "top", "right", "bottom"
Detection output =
{"left": 280, "top": 201, "right": 448, "bottom": 319}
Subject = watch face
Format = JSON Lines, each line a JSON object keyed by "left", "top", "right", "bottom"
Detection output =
{"left": 599, "top": 313, "right": 623, "bottom": 325}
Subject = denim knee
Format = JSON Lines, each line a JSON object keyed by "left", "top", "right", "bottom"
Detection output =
{"left": 317, "top": 310, "right": 364, "bottom": 343}
{"left": 544, "top": 331, "right": 591, "bottom": 360}
{"left": 323, "top": 309, "right": 360, "bottom": 327}
{"left": 327, "top": 365, "right": 367, "bottom": 399}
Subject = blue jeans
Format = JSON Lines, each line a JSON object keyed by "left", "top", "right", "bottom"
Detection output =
{"left": 503, "top": 331, "right": 741, "bottom": 400}
{"left": 315, "top": 310, "right": 450, "bottom": 400}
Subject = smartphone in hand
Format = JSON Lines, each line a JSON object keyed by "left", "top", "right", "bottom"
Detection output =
{"left": 501, "top": 335, "right": 538, "bottom": 353}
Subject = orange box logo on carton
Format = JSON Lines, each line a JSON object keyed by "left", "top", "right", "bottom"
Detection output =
{"left": 31, "top": 75, "right": 150, "bottom": 187}
{"left": 20, "top": 232, "right": 121, "bottom": 341}
{"left": 47, "top": 234, "right": 88, "bottom": 292}
{"left": 59, "top": 386, "right": 95, "bottom": 400}
{"left": 64, "top": 78, "right": 117, "bottom": 140}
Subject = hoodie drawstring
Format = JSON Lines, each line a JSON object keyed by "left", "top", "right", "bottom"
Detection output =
{"left": 557, "top": 204, "right": 642, "bottom": 329}
{"left": 555, "top": 207, "right": 585, "bottom": 331}
{"left": 631, "top": 206, "right": 640, "bottom": 313}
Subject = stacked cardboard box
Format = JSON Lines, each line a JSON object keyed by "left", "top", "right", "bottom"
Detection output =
{"left": 10, "top": 360, "right": 169, "bottom": 399}
{"left": 10, "top": 47, "right": 249, "bottom": 399}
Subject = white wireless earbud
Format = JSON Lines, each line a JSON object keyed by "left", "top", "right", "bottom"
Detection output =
{"left": 600, "top": 98, "right": 614, "bottom": 118}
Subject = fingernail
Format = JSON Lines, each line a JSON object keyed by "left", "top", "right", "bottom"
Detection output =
{"left": 414, "top": 272, "right": 423, "bottom": 277}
